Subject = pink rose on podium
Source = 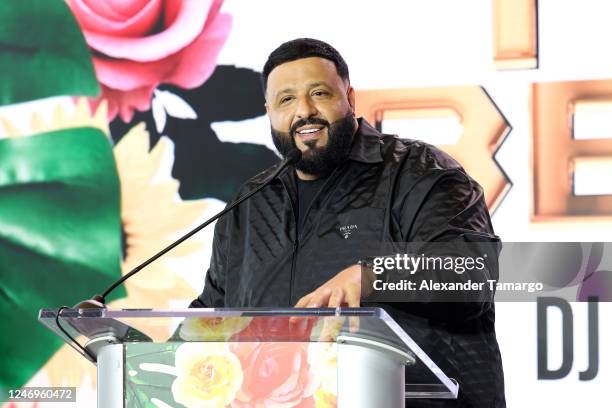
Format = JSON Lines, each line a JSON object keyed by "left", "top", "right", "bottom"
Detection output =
{"left": 67, "top": 0, "right": 232, "bottom": 122}
{"left": 230, "top": 342, "right": 317, "bottom": 408}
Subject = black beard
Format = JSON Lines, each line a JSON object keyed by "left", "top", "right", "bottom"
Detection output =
{"left": 271, "top": 112, "right": 356, "bottom": 177}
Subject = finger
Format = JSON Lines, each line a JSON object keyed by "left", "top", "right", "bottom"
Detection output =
{"left": 291, "top": 294, "right": 313, "bottom": 324}
{"left": 349, "top": 315, "right": 360, "bottom": 333}
{"left": 344, "top": 284, "right": 361, "bottom": 332}
{"left": 318, "top": 316, "right": 345, "bottom": 342}
{"left": 294, "top": 293, "right": 313, "bottom": 308}
{"left": 319, "top": 326, "right": 333, "bottom": 341}
{"left": 327, "top": 287, "right": 344, "bottom": 308}
{"left": 345, "top": 284, "right": 361, "bottom": 308}
{"left": 308, "top": 288, "right": 332, "bottom": 308}
{"left": 318, "top": 319, "right": 333, "bottom": 342}
{"left": 289, "top": 315, "right": 307, "bottom": 325}
{"left": 290, "top": 314, "right": 311, "bottom": 336}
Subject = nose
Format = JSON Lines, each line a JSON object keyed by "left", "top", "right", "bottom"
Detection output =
{"left": 294, "top": 95, "right": 318, "bottom": 120}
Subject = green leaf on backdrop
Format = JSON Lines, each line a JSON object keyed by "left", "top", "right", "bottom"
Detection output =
{"left": 0, "top": 0, "right": 99, "bottom": 106}
{"left": 0, "top": 127, "right": 124, "bottom": 392}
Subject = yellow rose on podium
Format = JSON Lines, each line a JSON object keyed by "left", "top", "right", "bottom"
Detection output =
{"left": 171, "top": 343, "right": 243, "bottom": 408}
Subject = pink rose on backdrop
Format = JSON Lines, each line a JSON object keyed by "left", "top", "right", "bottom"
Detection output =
{"left": 67, "top": 0, "right": 232, "bottom": 122}
{"left": 230, "top": 342, "right": 317, "bottom": 408}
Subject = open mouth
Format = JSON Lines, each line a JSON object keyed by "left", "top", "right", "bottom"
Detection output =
{"left": 295, "top": 125, "right": 325, "bottom": 142}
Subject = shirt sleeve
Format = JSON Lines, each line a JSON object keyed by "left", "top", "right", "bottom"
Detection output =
{"left": 389, "top": 168, "right": 500, "bottom": 321}
{"left": 398, "top": 167, "right": 496, "bottom": 242}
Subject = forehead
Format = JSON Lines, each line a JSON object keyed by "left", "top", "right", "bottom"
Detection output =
{"left": 266, "top": 57, "right": 345, "bottom": 96}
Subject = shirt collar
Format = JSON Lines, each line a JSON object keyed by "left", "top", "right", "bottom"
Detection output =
{"left": 348, "top": 117, "right": 384, "bottom": 164}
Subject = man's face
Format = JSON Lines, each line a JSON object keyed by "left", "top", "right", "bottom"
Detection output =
{"left": 265, "top": 57, "right": 357, "bottom": 177}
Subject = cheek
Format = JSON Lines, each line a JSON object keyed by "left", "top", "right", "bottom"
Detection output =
{"left": 269, "top": 111, "right": 293, "bottom": 132}
{"left": 318, "top": 104, "right": 345, "bottom": 123}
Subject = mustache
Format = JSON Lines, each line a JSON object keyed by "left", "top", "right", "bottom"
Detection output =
{"left": 290, "top": 117, "right": 330, "bottom": 135}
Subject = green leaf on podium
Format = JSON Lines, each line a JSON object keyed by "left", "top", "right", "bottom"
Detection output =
{"left": 125, "top": 343, "right": 179, "bottom": 407}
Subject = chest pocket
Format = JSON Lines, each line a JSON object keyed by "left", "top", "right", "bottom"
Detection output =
{"left": 315, "top": 207, "right": 385, "bottom": 261}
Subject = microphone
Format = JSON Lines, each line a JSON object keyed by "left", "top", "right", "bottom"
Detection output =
{"left": 75, "top": 150, "right": 302, "bottom": 309}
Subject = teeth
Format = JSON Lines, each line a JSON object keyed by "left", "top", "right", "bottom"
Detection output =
{"left": 298, "top": 128, "right": 322, "bottom": 134}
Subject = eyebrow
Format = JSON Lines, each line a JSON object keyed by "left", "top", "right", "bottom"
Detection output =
{"left": 274, "top": 81, "right": 331, "bottom": 100}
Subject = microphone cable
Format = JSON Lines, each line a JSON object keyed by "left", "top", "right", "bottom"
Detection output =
{"left": 55, "top": 306, "right": 97, "bottom": 361}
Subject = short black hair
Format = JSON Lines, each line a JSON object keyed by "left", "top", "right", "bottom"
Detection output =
{"left": 262, "top": 38, "right": 350, "bottom": 94}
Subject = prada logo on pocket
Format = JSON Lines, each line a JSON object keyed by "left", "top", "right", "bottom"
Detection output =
{"left": 338, "top": 224, "right": 358, "bottom": 239}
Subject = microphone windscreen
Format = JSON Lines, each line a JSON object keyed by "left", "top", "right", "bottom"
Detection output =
{"left": 286, "top": 149, "right": 302, "bottom": 165}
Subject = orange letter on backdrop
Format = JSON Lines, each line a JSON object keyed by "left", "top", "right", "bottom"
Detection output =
{"left": 532, "top": 80, "right": 612, "bottom": 221}
{"left": 493, "top": 0, "right": 538, "bottom": 69}
{"left": 356, "top": 86, "right": 511, "bottom": 212}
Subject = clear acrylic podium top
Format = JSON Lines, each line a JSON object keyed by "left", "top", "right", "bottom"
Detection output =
{"left": 39, "top": 307, "right": 458, "bottom": 398}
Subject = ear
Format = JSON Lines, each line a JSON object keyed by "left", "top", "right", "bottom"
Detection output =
{"left": 264, "top": 85, "right": 270, "bottom": 115}
{"left": 347, "top": 85, "right": 356, "bottom": 113}
{"left": 264, "top": 95, "right": 272, "bottom": 117}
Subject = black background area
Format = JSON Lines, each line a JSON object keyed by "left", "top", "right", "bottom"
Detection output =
{"left": 109, "top": 65, "right": 279, "bottom": 202}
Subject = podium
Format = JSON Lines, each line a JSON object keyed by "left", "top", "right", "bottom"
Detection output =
{"left": 39, "top": 307, "right": 458, "bottom": 407}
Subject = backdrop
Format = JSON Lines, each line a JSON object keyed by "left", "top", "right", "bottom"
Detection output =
{"left": 0, "top": 0, "right": 610, "bottom": 406}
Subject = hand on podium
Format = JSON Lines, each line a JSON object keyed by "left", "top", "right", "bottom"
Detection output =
{"left": 293, "top": 264, "right": 363, "bottom": 335}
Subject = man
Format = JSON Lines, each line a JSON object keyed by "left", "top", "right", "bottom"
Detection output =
{"left": 191, "top": 38, "right": 505, "bottom": 407}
